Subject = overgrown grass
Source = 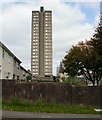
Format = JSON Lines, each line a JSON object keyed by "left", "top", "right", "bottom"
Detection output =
{"left": 10, "top": 97, "right": 20, "bottom": 106}
{"left": 49, "top": 100, "right": 58, "bottom": 107}
{"left": 35, "top": 98, "right": 45, "bottom": 107}
{"left": 2, "top": 97, "right": 102, "bottom": 114}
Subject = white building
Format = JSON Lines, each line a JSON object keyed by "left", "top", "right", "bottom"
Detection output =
{"left": 0, "top": 41, "right": 31, "bottom": 80}
{"left": 0, "top": 42, "right": 14, "bottom": 79}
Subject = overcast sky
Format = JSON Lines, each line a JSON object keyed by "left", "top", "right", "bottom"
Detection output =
{"left": 0, "top": 0, "right": 101, "bottom": 75}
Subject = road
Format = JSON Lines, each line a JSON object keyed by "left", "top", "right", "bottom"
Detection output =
{"left": 2, "top": 110, "right": 101, "bottom": 119}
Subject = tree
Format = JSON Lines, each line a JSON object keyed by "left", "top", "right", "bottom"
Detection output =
{"left": 90, "top": 22, "right": 102, "bottom": 56}
{"left": 63, "top": 20, "right": 102, "bottom": 86}
{"left": 63, "top": 40, "right": 102, "bottom": 86}
{"left": 88, "top": 21, "right": 102, "bottom": 85}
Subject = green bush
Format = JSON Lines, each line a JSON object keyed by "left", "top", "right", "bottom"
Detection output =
{"left": 26, "top": 75, "right": 32, "bottom": 81}
{"left": 64, "top": 76, "right": 86, "bottom": 86}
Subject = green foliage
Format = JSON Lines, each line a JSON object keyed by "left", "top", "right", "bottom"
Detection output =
{"left": 64, "top": 76, "right": 79, "bottom": 83}
{"left": 26, "top": 75, "right": 32, "bottom": 81}
{"left": 10, "top": 97, "right": 20, "bottom": 106}
{"left": 63, "top": 22, "right": 102, "bottom": 86}
{"left": 2, "top": 100, "right": 101, "bottom": 114}
{"left": 49, "top": 100, "right": 58, "bottom": 107}
{"left": 64, "top": 77, "right": 87, "bottom": 86}
{"left": 90, "top": 22, "right": 102, "bottom": 56}
{"left": 3, "top": 98, "right": 30, "bottom": 107}
{"left": 35, "top": 98, "right": 45, "bottom": 107}
{"left": 22, "top": 100, "right": 30, "bottom": 106}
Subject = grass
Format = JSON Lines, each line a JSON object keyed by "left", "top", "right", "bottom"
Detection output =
{"left": 2, "top": 97, "right": 102, "bottom": 114}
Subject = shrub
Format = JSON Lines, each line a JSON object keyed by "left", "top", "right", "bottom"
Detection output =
{"left": 26, "top": 75, "right": 32, "bottom": 81}
{"left": 64, "top": 76, "right": 84, "bottom": 85}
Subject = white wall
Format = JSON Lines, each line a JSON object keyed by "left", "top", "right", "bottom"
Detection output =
{"left": 1, "top": 47, "right": 13, "bottom": 79}
{"left": 0, "top": 44, "right": 30, "bottom": 80}
{"left": 0, "top": 45, "right": 2, "bottom": 79}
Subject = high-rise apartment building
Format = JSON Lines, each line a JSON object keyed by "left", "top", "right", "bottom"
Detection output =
{"left": 31, "top": 7, "right": 52, "bottom": 79}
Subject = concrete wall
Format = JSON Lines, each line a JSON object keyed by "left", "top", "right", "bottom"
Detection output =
{"left": 31, "top": 8, "right": 52, "bottom": 77}
{"left": 2, "top": 80, "right": 102, "bottom": 107}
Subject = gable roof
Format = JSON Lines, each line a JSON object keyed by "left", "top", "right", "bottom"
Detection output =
{"left": 0, "top": 41, "right": 22, "bottom": 63}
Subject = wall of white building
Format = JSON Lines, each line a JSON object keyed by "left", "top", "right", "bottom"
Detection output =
{"left": 0, "top": 42, "right": 31, "bottom": 80}
{"left": 1, "top": 47, "right": 13, "bottom": 79}
{"left": 0, "top": 45, "right": 2, "bottom": 79}
{"left": 13, "top": 59, "right": 21, "bottom": 80}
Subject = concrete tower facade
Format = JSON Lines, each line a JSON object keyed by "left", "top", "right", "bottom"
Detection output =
{"left": 31, "top": 7, "right": 52, "bottom": 79}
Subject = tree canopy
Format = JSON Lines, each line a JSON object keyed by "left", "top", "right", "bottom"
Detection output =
{"left": 63, "top": 21, "right": 102, "bottom": 86}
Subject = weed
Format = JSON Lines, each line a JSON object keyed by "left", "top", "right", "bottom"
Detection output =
{"left": 35, "top": 98, "right": 45, "bottom": 107}
{"left": 49, "top": 100, "right": 58, "bottom": 107}
{"left": 2, "top": 100, "right": 101, "bottom": 114}
{"left": 22, "top": 100, "right": 30, "bottom": 106}
{"left": 10, "top": 97, "right": 20, "bottom": 106}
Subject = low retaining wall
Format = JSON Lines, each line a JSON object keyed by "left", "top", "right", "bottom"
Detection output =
{"left": 2, "top": 80, "right": 102, "bottom": 107}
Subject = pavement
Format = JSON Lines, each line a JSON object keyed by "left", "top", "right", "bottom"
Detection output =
{"left": 1, "top": 110, "right": 101, "bottom": 119}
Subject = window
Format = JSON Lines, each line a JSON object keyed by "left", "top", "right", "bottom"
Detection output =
{"left": 46, "top": 24, "right": 48, "bottom": 26}
{"left": 17, "top": 76, "right": 19, "bottom": 80}
{"left": 33, "top": 49, "right": 38, "bottom": 52}
{"left": 33, "top": 59, "right": 37, "bottom": 61}
{"left": 13, "top": 74, "right": 15, "bottom": 79}
{"left": 33, "top": 45, "right": 38, "bottom": 48}
{"left": 33, "top": 55, "right": 38, "bottom": 58}
{"left": 45, "top": 56, "right": 48, "bottom": 58}
{"left": 8, "top": 72, "right": 10, "bottom": 79}
{"left": 45, "top": 66, "right": 48, "bottom": 68}
{"left": 45, "top": 49, "right": 48, "bottom": 51}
